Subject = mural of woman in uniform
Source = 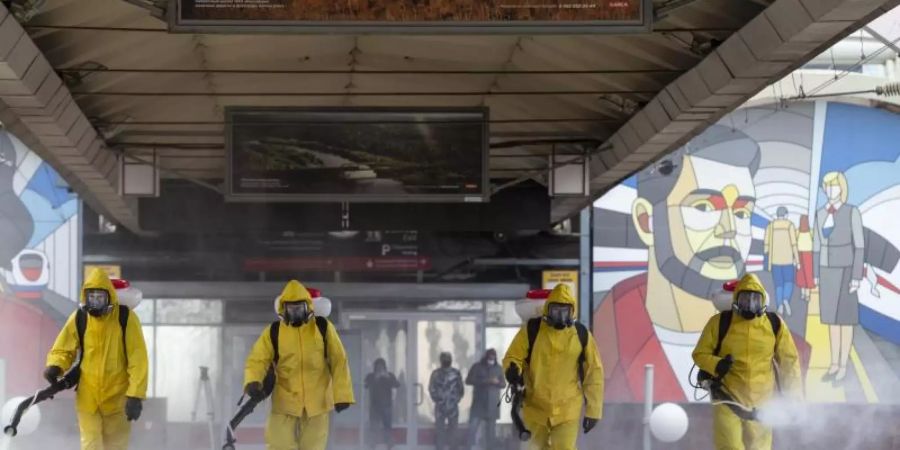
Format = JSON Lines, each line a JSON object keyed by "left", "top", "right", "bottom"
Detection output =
{"left": 814, "top": 171, "right": 865, "bottom": 384}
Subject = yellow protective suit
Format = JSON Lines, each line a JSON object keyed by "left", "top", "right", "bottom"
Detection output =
{"left": 244, "top": 280, "right": 355, "bottom": 450}
{"left": 503, "top": 284, "right": 604, "bottom": 450}
{"left": 46, "top": 268, "right": 149, "bottom": 450}
{"left": 692, "top": 273, "right": 802, "bottom": 450}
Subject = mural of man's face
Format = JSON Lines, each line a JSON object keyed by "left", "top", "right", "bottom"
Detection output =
{"left": 667, "top": 155, "right": 755, "bottom": 280}
{"left": 633, "top": 146, "right": 756, "bottom": 299}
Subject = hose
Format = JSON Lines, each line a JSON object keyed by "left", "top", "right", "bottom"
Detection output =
{"left": 501, "top": 383, "right": 531, "bottom": 441}
{"left": 688, "top": 365, "right": 710, "bottom": 402}
{"left": 712, "top": 399, "right": 755, "bottom": 413}
{"left": 688, "top": 364, "right": 758, "bottom": 419}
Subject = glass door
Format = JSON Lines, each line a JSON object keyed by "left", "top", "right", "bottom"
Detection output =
{"left": 344, "top": 314, "right": 412, "bottom": 450}
{"left": 344, "top": 312, "right": 482, "bottom": 449}
{"left": 414, "top": 316, "right": 480, "bottom": 448}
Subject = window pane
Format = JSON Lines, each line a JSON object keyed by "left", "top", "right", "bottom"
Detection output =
{"left": 417, "top": 319, "right": 478, "bottom": 427}
{"left": 486, "top": 327, "right": 520, "bottom": 424}
{"left": 156, "top": 299, "right": 222, "bottom": 324}
{"left": 134, "top": 300, "right": 154, "bottom": 323}
{"left": 142, "top": 326, "right": 155, "bottom": 397}
{"left": 155, "top": 326, "right": 221, "bottom": 421}
{"left": 350, "top": 318, "right": 409, "bottom": 426}
{"left": 485, "top": 301, "right": 520, "bottom": 325}
{"left": 417, "top": 300, "right": 481, "bottom": 311}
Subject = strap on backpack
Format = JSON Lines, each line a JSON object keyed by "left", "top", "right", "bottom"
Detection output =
{"left": 524, "top": 318, "right": 541, "bottom": 366}
{"left": 714, "top": 311, "right": 733, "bottom": 357}
{"left": 119, "top": 306, "right": 130, "bottom": 366}
{"left": 765, "top": 312, "right": 781, "bottom": 338}
{"left": 574, "top": 322, "right": 589, "bottom": 381}
{"left": 315, "top": 316, "right": 329, "bottom": 362}
{"left": 75, "top": 309, "right": 87, "bottom": 361}
{"left": 269, "top": 321, "right": 281, "bottom": 364}
{"left": 765, "top": 312, "right": 784, "bottom": 392}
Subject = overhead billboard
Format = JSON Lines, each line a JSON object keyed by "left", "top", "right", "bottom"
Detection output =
{"left": 225, "top": 107, "right": 488, "bottom": 203}
{"left": 173, "top": 0, "right": 650, "bottom": 33}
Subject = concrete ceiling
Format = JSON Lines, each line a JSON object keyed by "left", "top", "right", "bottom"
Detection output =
{"left": 1, "top": 0, "right": 898, "bottom": 232}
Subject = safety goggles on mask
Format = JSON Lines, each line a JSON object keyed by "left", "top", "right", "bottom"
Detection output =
{"left": 283, "top": 301, "right": 310, "bottom": 327}
{"left": 84, "top": 289, "right": 112, "bottom": 316}
{"left": 545, "top": 302, "right": 574, "bottom": 329}
{"left": 734, "top": 290, "right": 764, "bottom": 319}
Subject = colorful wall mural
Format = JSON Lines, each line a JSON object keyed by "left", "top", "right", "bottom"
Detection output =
{"left": 592, "top": 101, "right": 900, "bottom": 405}
{"left": 0, "top": 129, "right": 81, "bottom": 401}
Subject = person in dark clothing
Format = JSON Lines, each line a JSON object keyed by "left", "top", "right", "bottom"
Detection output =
{"left": 364, "top": 358, "right": 401, "bottom": 450}
{"left": 429, "top": 352, "right": 464, "bottom": 450}
{"left": 465, "top": 349, "right": 505, "bottom": 449}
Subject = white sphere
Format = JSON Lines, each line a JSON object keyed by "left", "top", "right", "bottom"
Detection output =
{"left": 514, "top": 300, "right": 543, "bottom": 322}
{"left": 649, "top": 402, "right": 688, "bottom": 443}
{"left": 710, "top": 290, "right": 733, "bottom": 312}
{"left": 1, "top": 396, "right": 41, "bottom": 436}
{"left": 116, "top": 286, "right": 143, "bottom": 309}
{"left": 313, "top": 297, "right": 332, "bottom": 318}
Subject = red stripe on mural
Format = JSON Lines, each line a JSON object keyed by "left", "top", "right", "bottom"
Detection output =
{"left": 593, "top": 261, "right": 647, "bottom": 268}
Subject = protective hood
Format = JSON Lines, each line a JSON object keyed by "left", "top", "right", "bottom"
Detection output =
{"left": 275, "top": 280, "right": 313, "bottom": 315}
{"left": 732, "top": 273, "right": 767, "bottom": 307}
{"left": 543, "top": 284, "right": 576, "bottom": 318}
{"left": 80, "top": 268, "right": 118, "bottom": 306}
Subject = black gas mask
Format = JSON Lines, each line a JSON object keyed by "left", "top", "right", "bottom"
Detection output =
{"left": 545, "top": 302, "right": 574, "bottom": 330}
{"left": 282, "top": 301, "right": 311, "bottom": 327}
{"left": 734, "top": 290, "right": 764, "bottom": 320}
{"left": 84, "top": 288, "right": 112, "bottom": 317}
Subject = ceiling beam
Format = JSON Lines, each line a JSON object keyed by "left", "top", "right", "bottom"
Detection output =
{"left": 0, "top": 4, "right": 139, "bottom": 230}
{"left": 69, "top": 89, "right": 661, "bottom": 97}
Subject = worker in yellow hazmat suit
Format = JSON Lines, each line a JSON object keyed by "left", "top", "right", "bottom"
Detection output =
{"left": 693, "top": 273, "right": 802, "bottom": 450}
{"left": 503, "top": 284, "right": 604, "bottom": 450}
{"left": 243, "top": 280, "right": 354, "bottom": 450}
{"left": 45, "top": 268, "right": 149, "bottom": 450}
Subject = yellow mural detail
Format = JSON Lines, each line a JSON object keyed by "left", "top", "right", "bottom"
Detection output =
{"left": 804, "top": 297, "right": 847, "bottom": 402}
